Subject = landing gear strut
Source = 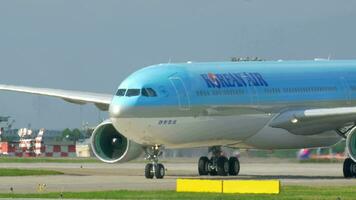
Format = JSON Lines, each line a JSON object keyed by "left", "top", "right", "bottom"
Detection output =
{"left": 144, "top": 145, "right": 165, "bottom": 179}
{"left": 198, "top": 146, "right": 240, "bottom": 176}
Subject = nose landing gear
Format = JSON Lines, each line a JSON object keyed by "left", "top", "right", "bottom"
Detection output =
{"left": 144, "top": 145, "right": 165, "bottom": 179}
{"left": 198, "top": 146, "right": 240, "bottom": 176}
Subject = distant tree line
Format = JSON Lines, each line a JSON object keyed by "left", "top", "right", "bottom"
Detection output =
{"left": 61, "top": 128, "right": 84, "bottom": 141}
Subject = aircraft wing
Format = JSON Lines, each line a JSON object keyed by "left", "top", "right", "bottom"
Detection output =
{"left": 269, "top": 107, "right": 356, "bottom": 135}
{"left": 0, "top": 84, "right": 112, "bottom": 111}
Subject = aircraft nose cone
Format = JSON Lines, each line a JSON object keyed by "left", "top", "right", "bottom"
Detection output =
{"left": 109, "top": 103, "right": 133, "bottom": 118}
{"left": 109, "top": 104, "right": 122, "bottom": 118}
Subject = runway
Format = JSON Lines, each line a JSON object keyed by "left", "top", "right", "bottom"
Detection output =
{"left": 0, "top": 159, "right": 355, "bottom": 193}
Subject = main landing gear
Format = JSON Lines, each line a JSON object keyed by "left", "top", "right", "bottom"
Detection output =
{"left": 198, "top": 146, "right": 240, "bottom": 176}
{"left": 343, "top": 158, "right": 356, "bottom": 178}
{"left": 337, "top": 126, "right": 356, "bottom": 178}
{"left": 144, "top": 145, "right": 165, "bottom": 179}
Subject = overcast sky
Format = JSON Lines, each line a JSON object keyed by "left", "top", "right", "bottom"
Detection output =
{"left": 1, "top": 0, "right": 356, "bottom": 129}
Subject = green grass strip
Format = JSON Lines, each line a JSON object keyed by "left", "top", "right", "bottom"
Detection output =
{"left": 0, "top": 186, "right": 355, "bottom": 199}
{"left": 0, "top": 168, "right": 63, "bottom": 176}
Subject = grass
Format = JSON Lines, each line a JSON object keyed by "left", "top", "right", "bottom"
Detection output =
{"left": 0, "top": 157, "right": 100, "bottom": 163}
{"left": 0, "top": 168, "right": 63, "bottom": 176}
{"left": 0, "top": 186, "right": 355, "bottom": 199}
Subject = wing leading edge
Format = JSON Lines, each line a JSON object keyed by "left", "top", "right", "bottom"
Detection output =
{"left": 269, "top": 107, "right": 356, "bottom": 135}
{"left": 0, "top": 84, "right": 112, "bottom": 111}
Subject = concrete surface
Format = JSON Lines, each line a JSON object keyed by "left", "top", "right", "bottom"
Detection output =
{"left": 0, "top": 160, "right": 355, "bottom": 193}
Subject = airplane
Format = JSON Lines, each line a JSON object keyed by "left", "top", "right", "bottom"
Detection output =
{"left": 1, "top": 59, "right": 356, "bottom": 179}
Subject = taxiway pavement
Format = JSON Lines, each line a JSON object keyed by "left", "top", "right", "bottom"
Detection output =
{"left": 0, "top": 159, "right": 355, "bottom": 193}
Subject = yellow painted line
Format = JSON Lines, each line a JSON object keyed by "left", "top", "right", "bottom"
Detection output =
{"left": 223, "top": 180, "right": 280, "bottom": 194}
{"left": 176, "top": 179, "right": 222, "bottom": 193}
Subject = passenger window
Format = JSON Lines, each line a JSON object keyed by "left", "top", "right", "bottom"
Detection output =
{"left": 142, "top": 88, "right": 157, "bottom": 97}
{"left": 116, "top": 89, "right": 127, "bottom": 96}
{"left": 126, "top": 89, "right": 141, "bottom": 97}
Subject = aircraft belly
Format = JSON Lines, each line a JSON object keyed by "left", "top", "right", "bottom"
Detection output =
{"left": 112, "top": 114, "right": 271, "bottom": 148}
{"left": 240, "top": 125, "right": 342, "bottom": 149}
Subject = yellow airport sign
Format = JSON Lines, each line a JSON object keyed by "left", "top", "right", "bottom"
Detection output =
{"left": 176, "top": 179, "right": 222, "bottom": 193}
{"left": 176, "top": 179, "right": 280, "bottom": 194}
{"left": 223, "top": 180, "right": 280, "bottom": 194}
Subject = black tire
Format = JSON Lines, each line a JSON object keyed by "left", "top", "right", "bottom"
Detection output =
{"left": 228, "top": 157, "right": 240, "bottom": 176}
{"left": 209, "top": 169, "right": 218, "bottom": 176}
{"left": 217, "top": 156, "right": 229, "bottom": 176}
{"left": 343, "top": 158, "right": 353, "bottom": 178}
{"left": 155, "top": 163, "right": 165, "bottom": 179}
{"left": 344, "top": 158, "right": 356, "bottom": 178}
{"left": 145, "top": 163, "right": 154, "bottom": 179}
{"left": 198, "top": 156, "right": 209, "bottom": 175}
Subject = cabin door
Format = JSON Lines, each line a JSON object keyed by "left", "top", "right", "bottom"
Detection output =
{"left": 169, "top": 77, "right": 191, "bottom": 110}
{"left": 340, "top": 77, "right": 351, "bottom": 105}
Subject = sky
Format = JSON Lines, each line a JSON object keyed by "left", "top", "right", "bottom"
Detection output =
{"left": 0, "top": 0, "right": 356, "bottom": 129}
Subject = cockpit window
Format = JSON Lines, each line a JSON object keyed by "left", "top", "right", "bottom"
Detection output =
{"left": 116, "top": 89, "right": 126, "bottom": 96}
{"left": 142, "top": 88, "right": 157, "bottom": 97}
{"left": 126, "top": 89, "right": 141, "bottom": 97}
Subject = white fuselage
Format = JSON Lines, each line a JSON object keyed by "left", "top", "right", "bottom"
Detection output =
{"left": 111, "top": 113, "right": 341, "bottom": 149}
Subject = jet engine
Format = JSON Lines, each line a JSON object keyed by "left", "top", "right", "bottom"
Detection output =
{"left": 347, "top": 127, "right": 356, "bottom": 162}
{"left": 91, "top": 120, "right": 143, "bottom": 163}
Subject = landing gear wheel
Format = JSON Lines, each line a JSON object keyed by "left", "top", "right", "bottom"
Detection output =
{"left": 217, "top": 156, "right": 229, "bottom": 176}
{"left": 198, "top": 157, "right": 209, "bottom": 175}
{"left": 228, "top": 157, "right": 240, "bottom": 176}
{"left": 209, "top": 169, "right": 217, "bottom": 176}
{"left": 145, "top": 163, "right": 154, "bottom": 179}
{"left": 343, "top": 158, "right": 356, "bottom": 178}
{"left": 144, "top": 145, "right": 165, "bottom": 179}
{"left": 155, "top": 163, "right": 165, "bottom": 179}
{"left": 198, "top": 147, "right": 241, "bottom": 177}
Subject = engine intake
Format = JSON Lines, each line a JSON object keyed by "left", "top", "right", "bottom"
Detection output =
{"left": 347, "top": 127, "right": 356, "bottom": 162}
{"left": 91, "top": 120, "right": 143, "bottom": 163}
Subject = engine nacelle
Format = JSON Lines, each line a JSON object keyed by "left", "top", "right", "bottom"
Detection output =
{"left": 347, "top": 127, "right": 356, "bottom": 162}
{"left": 91, "top": 120, "right": 143, "bottom": 163}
